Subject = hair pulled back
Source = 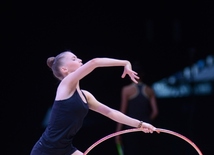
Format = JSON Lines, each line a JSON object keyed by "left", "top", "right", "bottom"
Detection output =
{"left": 46, "top": 51, "right": 68, "bottom": 80}
{"left": 47, "top": 57, "right": 55, "bottom": 68}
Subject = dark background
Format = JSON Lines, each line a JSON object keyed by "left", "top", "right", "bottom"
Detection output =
{"left": 2, "top": 1, "right": 214, "bottom": 155}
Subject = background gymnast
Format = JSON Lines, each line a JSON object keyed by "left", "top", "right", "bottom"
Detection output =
{"left": 30, "top": 50, "right": 159, "bottom": 155}
{"left": 115, "top": 61, "right": 159, "bottom": 155}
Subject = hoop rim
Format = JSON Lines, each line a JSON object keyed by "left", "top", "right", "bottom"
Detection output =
{"left": 83, "top": 128, "right": 203, "bottom": 155}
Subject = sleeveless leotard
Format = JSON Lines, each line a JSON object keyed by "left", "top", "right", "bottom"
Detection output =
{"left": 122, "top": 84, "right": 154, "bottom": 155}
{"left": 125, "top": 84, "right": 151, "bottom": 129}
{"left": 30, "top": 89, "right": 89, "bottom": 155}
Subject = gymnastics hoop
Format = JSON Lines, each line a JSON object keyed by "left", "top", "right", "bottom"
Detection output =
{"left": 83, "top": 128, "right": 203, "bottom": 155}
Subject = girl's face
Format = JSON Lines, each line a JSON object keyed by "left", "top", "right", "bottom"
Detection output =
{"left": 62, "top": 52, "right": 82, "bottom": 73}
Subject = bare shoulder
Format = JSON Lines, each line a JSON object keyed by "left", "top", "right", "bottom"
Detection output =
{"left": 81, "top": 89, "right": 91, "bottom": 96}
{"left": 122, "top": 83, "right": 135, "bottom": 92}
{"left": 122, "top": 83, "right": 138, "bottom": 98}
{"left": 145, "top": 85, "right": 155, "bottom": 95}
{"left": 81, "top": 89, "right": 94, "bottom": 99}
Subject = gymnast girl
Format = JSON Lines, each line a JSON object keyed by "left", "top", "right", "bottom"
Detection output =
{"left": 30, "top": 50, "right": 158, "bottom": 155}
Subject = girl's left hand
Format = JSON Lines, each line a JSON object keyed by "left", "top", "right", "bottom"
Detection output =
{"left": 121, "top": 63, "right": 139, "bottom": 83}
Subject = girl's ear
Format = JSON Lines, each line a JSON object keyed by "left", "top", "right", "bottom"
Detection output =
{"left": 60, "top": 66, "right": 68, "bottom": 73}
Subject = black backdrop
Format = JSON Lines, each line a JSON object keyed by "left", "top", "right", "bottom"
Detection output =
{"left": 2, "top": 1, "right": 214, "bottom": 155}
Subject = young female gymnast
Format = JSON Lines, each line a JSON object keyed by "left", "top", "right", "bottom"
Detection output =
{"left": 30, "top": 50, "right": 158, "bottom": 155}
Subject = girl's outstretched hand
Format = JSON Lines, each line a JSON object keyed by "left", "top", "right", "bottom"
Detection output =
{"left": 121, "top": 62, "right": 139, "bottom": 83}
{"left": 140, "top": 122, "right": 160, "bottom": 134}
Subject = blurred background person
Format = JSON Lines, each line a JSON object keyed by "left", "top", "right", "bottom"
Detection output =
{"left": 115, "top": 61, "right": 159, "bottom": 155}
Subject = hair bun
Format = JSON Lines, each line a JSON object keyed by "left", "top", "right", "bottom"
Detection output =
{"left": 47, "top": 57, "right": 55, "bottom": 68}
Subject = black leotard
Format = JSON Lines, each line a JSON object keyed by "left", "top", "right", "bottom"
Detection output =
{"left": 30, "top": 89, "right": 89, "bottom": 155}
{"left": 126, "top": 84, "right": 151, "bottom": 128}
{"left": 122, "top": 84, "right": 153, "bottom": 155}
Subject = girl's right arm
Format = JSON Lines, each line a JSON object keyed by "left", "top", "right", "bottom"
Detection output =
{"left": 64, "top": 58, "right": 139, "bottom": 86}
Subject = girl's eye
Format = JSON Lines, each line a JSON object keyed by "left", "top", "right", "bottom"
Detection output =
{"left": 72, "top": 57, "right": 77, "bottom": 61}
